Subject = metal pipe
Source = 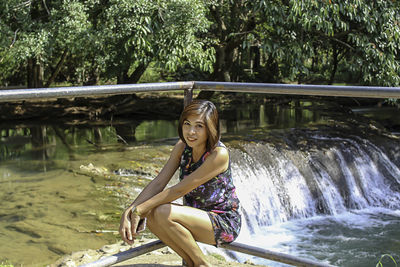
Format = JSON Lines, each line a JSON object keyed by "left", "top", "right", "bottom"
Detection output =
{"left": 194, "top": 81, "right": 400, "bottom": 99}
{"left": 79, "top": 240, "right": 166, "bottom": 267}
{"left": 80, "top": 240, "right": 336, "bottom": 267}
{"left": 222, "top": 242, "right": 336, "bottom": 267}
{"left": 0, "top": 81, "right": 194, "bottom": 102}
{"left": 2, "top": 81, "right": 400, "bottom": 102}
{"left": 184, "top": 88, "right": 193, "bottom": 107}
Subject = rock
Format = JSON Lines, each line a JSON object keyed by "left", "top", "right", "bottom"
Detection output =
{"left": 79, "top": 163, "right": 111, "bottom": 178}
{"left": 244, "top": 259, "right": 255, "bottom": 265}
{"left": 80, "top": 252, "right": 92, "bottom": 262}
{"left": 99, "top": 244, "right": 119, "bottom": 254}
{"left": 61, "top": 260, "right": 76, "bottom": 267}
{"left": 161, "top": 246, "right": 174, "bottom": 254}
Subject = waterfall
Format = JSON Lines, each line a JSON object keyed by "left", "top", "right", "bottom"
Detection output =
{"left": 203, "top": 130, "right": 400, "bottom": 266}
{"left": 230, "top": 133, "right": 400, "bottom": 231}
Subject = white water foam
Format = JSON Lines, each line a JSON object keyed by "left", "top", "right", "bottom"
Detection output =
{"left": 225, "top": 136, "right": 400, "bottom": 266}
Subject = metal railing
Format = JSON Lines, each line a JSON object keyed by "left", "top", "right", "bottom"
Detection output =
{"left": 1, "top": 81, "right": 400, "bottom": 103}
{"left": 79, "top": 240, "right": 336, "bottom": 267}
{"left": 0, "top": 81, "right": 194, "bottom": 102}
{"left": 3, "top": 81, "right": 397, "bottom": 267}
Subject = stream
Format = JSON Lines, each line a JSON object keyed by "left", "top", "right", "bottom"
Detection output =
{"left": 1, "top": 99, "right": 399, "bottom": 266}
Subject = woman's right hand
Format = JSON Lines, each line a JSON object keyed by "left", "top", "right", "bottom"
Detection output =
{"left": 119, "top": 209, "right": 140, "bottom": 245}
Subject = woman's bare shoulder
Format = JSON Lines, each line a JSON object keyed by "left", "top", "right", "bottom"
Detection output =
{"left": 175, "top": 139, "right": 186, "bottom": 149}
{"left": 170, "top": 139, "right": 186, "bottom": 157}
{"left": 210, "top": 145, "right": 229, "bottom": 164}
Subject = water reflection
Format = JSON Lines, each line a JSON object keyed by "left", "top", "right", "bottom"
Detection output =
{"left": 221, "top": 100, "right": 328, "bottom": 134}
{"left": 1, "top": 101, "right": 332, "bottom": 164}
{"left": 0, "top": 121, "right": 180, "bottom": 163}
{"left": 1, "top": 101, "right": 326, "bottom": 163}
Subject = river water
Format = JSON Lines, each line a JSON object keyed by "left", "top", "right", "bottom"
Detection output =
{"left": 1, "top": 99, "right": 400, "bottom": 266}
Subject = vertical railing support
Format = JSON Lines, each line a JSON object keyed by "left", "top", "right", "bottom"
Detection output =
{"left": 183, "top": 82, "right": 194, "bottom": 107}
{"left": 182, "top": 82, "right": 194, "bottom": 266}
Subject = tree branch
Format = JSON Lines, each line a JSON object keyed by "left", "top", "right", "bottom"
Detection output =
{"left": 13, "top": 1, "right": 31, "bottom": 10}
{"left": 10, "top": 29, "right": 19, "bottom": 48}
{"left": 1, "top": 29, "right": 20, "bottom": 63}
{"left": 330, "top": 37, "right": 355, "bottom": 51}
{"left": 209, "top": 4, "right": 226, "bottom": 36}
{"left": 42, "top": 0, "right": 50, "bottom": 15}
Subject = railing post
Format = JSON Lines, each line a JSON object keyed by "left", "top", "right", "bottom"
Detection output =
{"left": 182, "top": 82, "right": 194, "bottom": 266}
{"left": 183, "top": 82, "right": 194, "bottom": 107}
{"left": 182, "top": 87, "right": 191, "bottom": 267}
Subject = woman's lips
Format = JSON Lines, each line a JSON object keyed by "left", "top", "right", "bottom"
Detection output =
{"left": 186, "top": 137, "right": 197, "bottom": 142}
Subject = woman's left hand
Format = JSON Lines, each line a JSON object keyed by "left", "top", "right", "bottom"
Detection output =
{"left": 129, "top": 211, "right": 141, "bottom": 237}
{"left": 119, "top": 209, "right": 140, "bottom": 245}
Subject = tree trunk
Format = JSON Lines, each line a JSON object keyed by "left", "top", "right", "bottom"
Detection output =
{"left": 329, "top": 43, "right": 338, "bottom": 85}
{"left": 128, "top": 62, "right": 149, "bottom": 84}
{"left": 261, "top": 56, "right": 279, "bottom": 83}
{"left": 45, "top": 50, "right": 69, "bottom": 88}
{"left": 27, "top": 57, "right": 44, "bottom": 88}
{"left": 117, "top": 66, "right": 130, "bottom": 84}
{"left": 81, "top": 58, "right": 100, "bottom": 86}
{"left": 83, "top": 67, "right": 100, "bottom": 86}
{"left": 117, "top": 62, "right": 148, "bottom": 85}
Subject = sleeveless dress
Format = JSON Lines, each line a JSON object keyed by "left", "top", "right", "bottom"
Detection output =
{"left": 179, "top": 141, "right": 241, "bottom": 246}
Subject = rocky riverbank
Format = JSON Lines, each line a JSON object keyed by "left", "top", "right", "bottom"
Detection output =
{"left": 51, "top": 238, "right": 267, "bottom": 267}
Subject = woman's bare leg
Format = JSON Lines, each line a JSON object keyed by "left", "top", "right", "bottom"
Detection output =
{"left": 147, "top": 209, "right": 194, "bottom": 266}
{"left": 146, "top": 204, "right": 216, "bottom": 267}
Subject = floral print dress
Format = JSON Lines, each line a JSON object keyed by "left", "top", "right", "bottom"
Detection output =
{"left": 179, "top": 141, "right": 241, "bottom": 246}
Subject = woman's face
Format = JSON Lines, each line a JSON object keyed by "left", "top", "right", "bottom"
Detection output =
{"left": 182, "top": 114, "right": 208, "bottom": 150}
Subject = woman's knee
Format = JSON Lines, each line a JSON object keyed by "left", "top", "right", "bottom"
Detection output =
{"left": 147, "top": 204, "right": 172, "bottom": 228}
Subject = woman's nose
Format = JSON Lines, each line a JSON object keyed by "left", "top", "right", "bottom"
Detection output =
{"left": 189, "top": 126, "right": 196, "bottom": 134}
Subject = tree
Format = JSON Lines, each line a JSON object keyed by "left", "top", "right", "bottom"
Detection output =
{"left": 1, "top": 0, "right": 399, "bottom": 89}
{"left": 201, "top": 0, "right": 400, "bottom": 87}
{"left": 258, "top": 0, "right": 400, "bottom": 86}
{"left": 203, "top": 1, "right": 261, "bottom": 82}
{"left": 0, "top": 0, "right": 91, "bottom": 87}
{"left": 97, "top": 0, "right": 214, "bottom": 84}
{"left": 0, "top": 0, "right": 214, "bottom": 87}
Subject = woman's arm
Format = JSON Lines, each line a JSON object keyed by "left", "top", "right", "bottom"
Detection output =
{"left": 120, "top": 140, "right": 185, "bottom": 244}
{"left": 135, "top": 146, "right": 229, "bottom": 215}
{"left": 124, "top": 140, "right": 185, "bottom": 213}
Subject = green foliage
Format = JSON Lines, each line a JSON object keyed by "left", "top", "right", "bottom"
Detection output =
{"left": 0, "top": 0, "right": 92, "bottom": 85}
{"left": 258, "top": 0, "right": 400, "bottom": 86}
{"left": 154, "top": 0, "right": 215, "bottom": 72}
{"left": 1, "top": 0, "right": 400, "bottom": 88}
{"left": 0, "top": 0, "right": 214, "bottom": 86}
{"left": 99, "top": 0, "right": 214, "bottom": 80}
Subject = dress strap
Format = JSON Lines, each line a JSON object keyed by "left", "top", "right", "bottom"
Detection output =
{"left": 216, "top": 141, "right": 226, "bottom": 149}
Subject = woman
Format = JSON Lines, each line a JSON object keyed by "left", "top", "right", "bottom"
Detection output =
{"left": 119, "top": 100, "right": 241, "bottom": 267}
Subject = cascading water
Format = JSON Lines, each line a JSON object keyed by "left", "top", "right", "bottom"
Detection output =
{"left": 222, "top": 130, "right": 400, "bottom": 266}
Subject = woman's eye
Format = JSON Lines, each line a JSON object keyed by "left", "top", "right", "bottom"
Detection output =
{"left": 196, "top": 124, "right": 203, "bottom": 128}
{"left": 184, "top": 121, "right": 190, "bottom": 126}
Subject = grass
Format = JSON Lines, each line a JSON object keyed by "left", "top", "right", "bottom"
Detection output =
{"left": 376, "top": 254, "right": 398, "bottom": 267}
